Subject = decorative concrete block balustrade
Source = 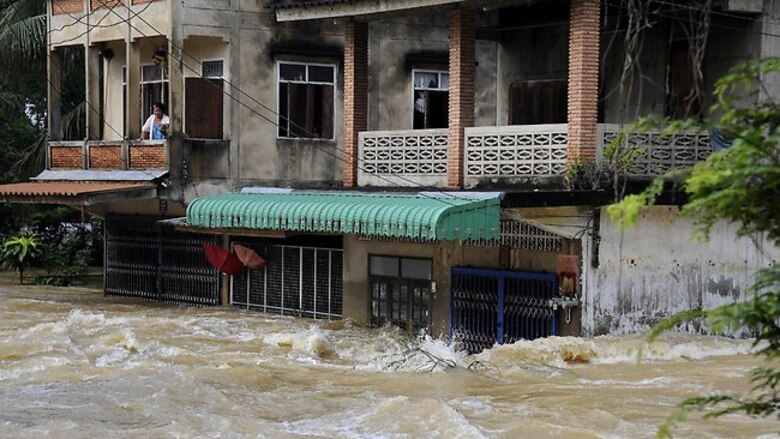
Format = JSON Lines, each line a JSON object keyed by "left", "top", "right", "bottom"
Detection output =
{"left": 597, "top": 124, "right": 711, "bottom": 177}
{"left": 358, "top": 129, "right": 449, "bottom": 187}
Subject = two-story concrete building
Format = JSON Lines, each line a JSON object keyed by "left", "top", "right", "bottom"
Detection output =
{"left": 0, "top": 0, "right": 777, "bottom": 352}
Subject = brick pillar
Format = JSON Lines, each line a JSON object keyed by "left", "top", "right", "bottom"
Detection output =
{"left": 567, "top": 0, "right": 601, "bottom": 162}
{"left": 447, "top": 9, "right": 475, "bottom": 190}
{"left": 343, "top": 20, "right": 368, "bottom": 187}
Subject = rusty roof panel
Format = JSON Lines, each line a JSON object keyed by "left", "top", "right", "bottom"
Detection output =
{"left": 0, "top": 182, "right": 155, "bottom": 197}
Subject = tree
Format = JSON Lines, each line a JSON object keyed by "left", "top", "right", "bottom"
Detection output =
{"left": 609, "top": 58, "right": 780, "bottom": 436}
{"left": 1, "top": 233, "right": 41, "bottom": 284}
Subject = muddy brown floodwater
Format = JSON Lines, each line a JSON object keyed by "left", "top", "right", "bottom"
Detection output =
{"left": 0, "top": 285, "right": 777, "bottom": 438}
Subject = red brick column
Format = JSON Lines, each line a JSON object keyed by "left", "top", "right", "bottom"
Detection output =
{"left": 448, "top": 9, "right": 475, "bottom": 190}
{"left": 567, "top": 0, "right": 601, "bottom": 162}
{"left": 343, "top": 20, "right": 368, "bottom": 187}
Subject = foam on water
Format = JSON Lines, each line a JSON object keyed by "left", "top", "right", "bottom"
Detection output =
{"left": 476, "top": 334, "right": 755, "bottom": 370}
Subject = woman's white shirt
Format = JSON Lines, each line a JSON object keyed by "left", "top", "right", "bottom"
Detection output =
{"left": 142, "top": 114, "right": 170, "bottom": 133}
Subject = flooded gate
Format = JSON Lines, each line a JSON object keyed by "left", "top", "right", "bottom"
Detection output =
{"left": 230, "top": 242, "right": 343, "bottom": 319}
{"left": 104, "top": 215, "right": 221, "bottom": 305}
{"left": 450, "top": 267, "right": 558, "bottom": 353}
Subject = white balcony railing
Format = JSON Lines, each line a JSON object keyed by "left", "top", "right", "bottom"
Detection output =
{"left": 597, "top": 124, "right": 711, "bottom": 177}
{"left": 464, "top": 124, "right": 568, "bottom": 187}
{"left": 358, "top": 129, "right": 448, "bottom": 187}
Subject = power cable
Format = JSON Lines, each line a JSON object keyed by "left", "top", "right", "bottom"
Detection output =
{"left": 97, "top": 0, "right": 503, "bottom": 214}
{"left": 5, "top": 0, "right": 168, "bottom": 182}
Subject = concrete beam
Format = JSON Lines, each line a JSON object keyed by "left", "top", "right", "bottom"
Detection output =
{"left": 275, "top": 0, "right": 462, "bottom": 22}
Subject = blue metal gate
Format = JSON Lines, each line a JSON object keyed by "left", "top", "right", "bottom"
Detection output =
{"left": 450, "top": 267, "right": 558, "bottom": 353}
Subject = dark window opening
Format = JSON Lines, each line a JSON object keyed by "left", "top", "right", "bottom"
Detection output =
{"left": 509, "top": 80, "right": 567, "bottom": 125}
{"left": 666, "top": 39, "right": 702, "bottom": 119}
{"left": 278, "top": 62, "right": 335, "bottom": 139}
{"left": 413, "top": 70, "right": 449, "bottom": 129}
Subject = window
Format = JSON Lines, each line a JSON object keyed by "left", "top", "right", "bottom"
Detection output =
{"left": 412, "top": 69, "right": 449, "bottom": 129}
{"left": 140, "top": 64, "right": 168, "bottom": 127}
{"left": 202, "top": 60, "right": 224, "bottom": 79}
{"left": 183, "top": 58, "right": 225, "bottom": 139}
{"left": 509, "top": 80, "right": 567, "bottom": 125}
{"left": 370, "top": 256, "right": 432, "bottom": 330}
{"left": 277, "top": 62, "right": 335, "bottom": 139}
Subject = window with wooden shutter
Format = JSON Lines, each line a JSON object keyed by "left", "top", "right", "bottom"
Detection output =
{"left": 185, "top": 77, "right": 224, "bottom": 139}
{"left": 508, "top": 80, "right": 567, "bottom": 125}
{"left": 277, "top": 62, "right": 336, "bottom": 139}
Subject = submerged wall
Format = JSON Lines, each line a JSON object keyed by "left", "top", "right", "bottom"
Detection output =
{"left": 581, "top": 205, "right": 779, "bottom": 336}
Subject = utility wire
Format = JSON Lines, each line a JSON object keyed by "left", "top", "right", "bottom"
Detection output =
{"left": 7, "top": 0, "right": 167, "bottom": 182}
{"left": 97, "top": 0, "right": 502, "bottom": 215}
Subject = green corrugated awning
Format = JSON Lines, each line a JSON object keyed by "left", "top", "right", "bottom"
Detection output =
{"left": 185, "top": 192, "right": 501, "bottom": 241}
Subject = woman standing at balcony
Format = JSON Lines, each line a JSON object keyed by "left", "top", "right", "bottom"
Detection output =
{"left": 141, "top": 102, "right": 170, "bottom": 140}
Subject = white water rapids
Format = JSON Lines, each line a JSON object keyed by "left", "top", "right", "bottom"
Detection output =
{"left": 0, "top": 285, "right": 777, "bottom": 438}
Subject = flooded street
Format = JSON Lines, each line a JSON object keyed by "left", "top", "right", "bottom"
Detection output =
{"left": 0, "top": 285, "right": 776, "bottom": 439}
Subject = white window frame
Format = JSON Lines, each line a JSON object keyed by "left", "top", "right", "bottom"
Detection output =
{"left": 411, "top": 69, "right": 449, "bottom": 129}
{"left": 276, "top": 60, "right": 337, "bottom": 140}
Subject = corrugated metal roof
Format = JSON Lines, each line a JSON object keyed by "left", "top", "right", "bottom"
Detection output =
{"left": 33, "top": 169, "right": 167, "bottom": 181}
{"left": 186, "top": 192, "right": 500, "bottom": 241}
{"left": 0, "top": 182, "right": 155, "bottom": 197}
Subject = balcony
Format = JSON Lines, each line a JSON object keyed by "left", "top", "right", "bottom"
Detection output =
{"left": 358, "top": 129, "right": 448, "bottom": 187}
{"left": 355, "top": 123, "right": 712, "bottom": 189}
{"left": 48, "top": 140, "right": 168, "bottom": 171}
{"left": 597, "top": 124, "right": 712, "bottom": 177}
{"left": 464, "top": 124, "right": 569, "bottom": 188}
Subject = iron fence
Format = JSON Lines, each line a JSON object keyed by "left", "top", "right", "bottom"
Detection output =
{"left": 231, "top": 243, "right": 343, "bottom": 319}
{"left": 105, "top": 215, "right": 221, "bottom": 305}
{"left": 450, "top": 267, "right": 558, "bottom": 353}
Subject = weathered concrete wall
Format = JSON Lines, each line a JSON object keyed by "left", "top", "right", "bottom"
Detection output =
{"left": 369, "top": 16, "right": 449, "bottom": 131}
{"left": 177, "top": 4, "right": 345, "bottom": 190}
{"left": 600, "top": 14, "right": 760, "bottom": 123}
{"left": 367, "top": 14, "right": 498, "bottom": 131}
{"left": 343, "top": 236, "right": 501, "bottom": 337}
{"left": 50, "top": 1, "right": 171, "bottom": 47}
{"left": 582, "top": 205, "right": 779, "bottom": 335}
{"left": 54, "top": 1, "right": 346, "bottom": 192}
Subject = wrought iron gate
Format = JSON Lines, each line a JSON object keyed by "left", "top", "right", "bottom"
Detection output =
{"left": 105, "top": 215, "right": 221, "bottom": 305}
{"left": 450, "top": 267, "right": 558, "bottom": 353}
{"left": 230, "top": 243, "right": 343, "bottom": 319}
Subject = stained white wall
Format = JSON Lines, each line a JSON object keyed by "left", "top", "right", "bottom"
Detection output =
{"left": 581, "top": 205, "right": 779, "bottom": 335}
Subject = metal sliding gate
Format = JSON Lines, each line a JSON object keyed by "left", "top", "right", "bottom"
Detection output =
{"left": 105, "top": 215, "right": 221, "bottom": 305}
{"left": 450, "top": 267, "right": 558, "bottom": 353}
{"left": 230, "top": 243, "right": 343, "bottom": 319}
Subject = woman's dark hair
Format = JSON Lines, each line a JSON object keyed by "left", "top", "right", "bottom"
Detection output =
{"left": 153, "top": 102, "right": 167, "bottom": 115}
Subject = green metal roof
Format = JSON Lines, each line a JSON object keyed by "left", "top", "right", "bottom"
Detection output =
{"left": 185, "top": 192, "right": 500, "bottom": 241}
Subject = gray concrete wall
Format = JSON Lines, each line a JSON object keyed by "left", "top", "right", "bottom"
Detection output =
{"left": 367, "top": 14, "right": 498, "bottom": 131}
{"left": 180, "top": 3, "right": 345, "bottom": 192}
{"left": 581, "top": 206, "right": 780, "bottom": 336}
{"left": 600, "top": 14, "right": 761, "bottom": 123}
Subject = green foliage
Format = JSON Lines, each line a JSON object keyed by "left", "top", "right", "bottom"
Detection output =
{"left": 565, "top": 123, "right": 647, "bottom": 192}
{"left": 38, "top": 224, "right": 94, "bottom": 286}
{"left": 609, "top": 58, "right": 780, "bottom": 436}
{"left": 1, "top": 233, "right": 41, "bottom": 284}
